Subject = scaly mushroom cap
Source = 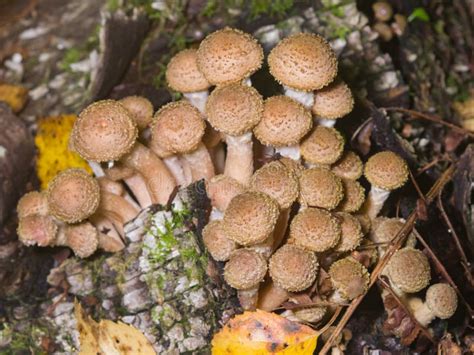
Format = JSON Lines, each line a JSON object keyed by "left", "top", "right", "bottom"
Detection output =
{"left": 17, "top": 191, "right": 49, "bottom": 218}
{"left": 331, "top": 151, "right": 363, "bottom": 180}
{"left": 334, "top": 212, "right": 363, "bottom": 252}
{"left": 299, "top": 168, "right": 344, "bottom": 210}
{"left": 387, "top": 247, "right": 431, "bottom": 293}
{"left": 329, "top": 257, "right": 370, "bottom": 300}
{"left": 224, "top": 249, "right": 267, "bottom": 290}
{"left": 17, "top": 214, "right": 58, "bottom": 247}
{"left": 206, "top": 174, "right": 246, "bottom": 212}
{"left": 253, "top": 96, "right": 312, "bottom": 147}
{"left": 338, "top": 179, "right": 366, "bottom": 213}
{"left": 206, "top": 83, "right": 263, "bottom": 136}
{"left": 65, "top": 222, "right": 99, "bottom": 258}
{"left": 166, "top": 48, "right": 211, "bottom": 93}
{"left": 268, "top": 33, "right": 338, "bottom": 91}
{"left": 202, "top": 220, "right": 237, "bottom": 262}
{"left": 279, "top": 157, "right": 304, "bottom": 177}
{"left": 151, "top": 100, "right": 206, "bottom": 155}
{"left": 197, "top": 27, "right": 263, "bottom": 86}
{"left": 250, "top": 161, "right": 299, "bottom": 209}
{"left": 294, "top": 306, "right": 327, "bottom": 323}
{"left": 223, "top": 191, "right": 279, "bottom": 246}
{"left": 300, "top": 126, "right": 345, "bottom": 165}
{"left": 71, "top": 100, "right": 138, "bottom": 162}
{"left": 425, "top": 283, "right": 458, "bottom": 319}
{"left": 47, "top": 168, "right": 100, "bottom": 223}
{"left": 370, "top": 217, "right": 406, "bottom": 244}
{"left": 364, "top": 151, "right": 409, "bottom": 190}
{"left": 290, "top": 208, "right": 341, "bottom": 252}
{"left": 119, "top": 96, "right": 154, "bottom": 130}
{"left": 312, "top": 81, "right": 354, "bottom": 120}
{"left": 269, "top": 244, "right": 318, "bottom": 292}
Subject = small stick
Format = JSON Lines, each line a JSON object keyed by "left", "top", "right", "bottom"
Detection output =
{"left": 409, "top": 169, "right": 427, "bottom": 203}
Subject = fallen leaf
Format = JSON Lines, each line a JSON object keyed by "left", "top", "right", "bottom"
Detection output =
{"left": 0, "top": 84, "right": 28, "bottom": 112}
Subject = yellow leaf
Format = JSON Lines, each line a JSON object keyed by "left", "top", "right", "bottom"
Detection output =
{"left": 211, "top": 310, "right": 318, "bottom": 355}
{"left": 74, "top": 300, "right": 100, "bottom": 354}
{"left": 0, "top": 84, "right": 28, "bottom": 113}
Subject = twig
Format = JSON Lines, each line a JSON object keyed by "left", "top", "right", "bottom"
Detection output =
{"left": 409, "top": 169, "right": 427, "bottom": 203}
{"left": 318, "top": 306, "right": 342, "bottom": 336}
{"left": 319, "top": 164, "right": 456, "bottom": 355}
{"left": 383, "top": 107, "right": 474, "bottom": 137}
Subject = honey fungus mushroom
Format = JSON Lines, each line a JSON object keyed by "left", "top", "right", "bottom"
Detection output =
{"left": 299, "top": 167, "right": 344, "bottom": 210}
{"left": 17, "top": 214, "right": 58, "bottom": 247}
{"left": 337, "top": 179, "right": 366, "bottom": 213}
{"left": 329, "top": 257, "right": 370, "bottom": 303}
{"left": 369, "top": 217, "right": 417, "bottom": 257}
{"left": 334, "top": 212, "right": 363, "bottom": 253}
{"left": 300, "top": 126, "right": 345, "bottom": 166}
{"left": 119, "top": 96, "right": 154, "bottom": 131}
{"left": 331, "top": 151, "right": 364, "bottom": 180}
{"left": 362, "top": 151, "right": 409, "bottom": 219}
{"left": 202, "top": 220, "right": 237, "bottom": 262}
{"left": 61, "top": 222, "right": 99, "bottom": 258}
{"left": 268, "top": 33, "right": 338, "bottom": 108}
{"left": 16, "top": 191, "right": 49, "bottom": 218}
{"left": 312, "top": 80, "right": 354, "bottom": 127}
{"left": 205, "top": 174, "right": 246, "bottom": 221}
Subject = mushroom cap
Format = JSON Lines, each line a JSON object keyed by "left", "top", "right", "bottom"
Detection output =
{"left": 253, "top": 96, "right": 312, "bottom": 147}
{"left": 202, "top": 220, "right": 237, "bottom": 262}
{"left": 299, "top": 168, "right": 344, "bottom": 210}
{"left": 290, "top": 208, "right": 341, "bottom": 252}
{"left": 71, "top": 100, "right": 138, "bottom": 162}
{"left": 119, "top": 96, "right": 154, "bottom": 130}
{"left": 268, "top": 33, "right": 338, "bottom": 91}
{"left": 373, "top": 1, "right": 393, "bottom": 22}
{"left": 279, "top": 157, "right": 304, "bottom": 177}
{"left": 17, "top": 214, "right": 58, "bottom": 247}
{"left": 331, "top": 151, "right": 363, "bottom": 180}
{"left": 17, "top": 191, "right": 49, "bottom": 218}
{"left": 300, "top": 126, "right": 345, "bottom": 165}
{"left": 337, "top": 179, "right": 365, "bottom": 213}
{"left": 269, "top": 244, "right": 318, "bottom": 292}
{"left": 47, "top": 168, "right": 100, "bottom": 223}
{"left": 250, "top": 161, "right": 299, "bottom": 209}
{"left": 387, "top": 247, "right": 431, "bottom": 293}
{"left": 197, "top": 27, "right": 263, "bottom": 86}
{"left": 329, "top": 257, "right": 370, "bottom": 300}
{"left": 425, "top": 283, "right": 458, "bottom": 319}
{"left": 206, "top": 174, "right": 246, "bottom": 212}
{"left": 334, "top": 212, "right": 363, "bottom": 252}
{"left": 370, "top": 217, "right": 406, "bottom": 244}
{"left": 312, "top": 81, "right": 354, "bottom": 120}
{"left": 294, "top": 305, "right": 327, "bottom": 323}
{"left": 151, "top": 100, "right": 206, "bottom": 155}
{"left": 364, "top": 151, "right": 409, "bottom": 191}
{"left": 206, "top": 83, "right": 263, "bottom": 136}
{"left": 224, "top": 248, "right": 267, "bottom": 290}
{"left": 166, "top": 48, "right": 211, "bottom": 93}
{"left": 223, "top": 191, "right": 279, "bottom": 246}
{"left": 65, "top": 222, "right": 99, "bottom": 258}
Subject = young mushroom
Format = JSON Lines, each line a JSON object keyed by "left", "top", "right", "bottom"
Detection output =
{"left": 331, "top": 150, "right": 364, "bottom": 180}
{"left": 328, "top": 256, "right": 370, "bottom": 303}
{"left": 61, "top": 222, "right": 99, "bottom": 258}
{"left": 369, "top": 217, "right": 417, "bottom": 257}
{"left": 253, "top": 96, "right": 312, "bottom": 161}
{"left": 205, "top": 174, "right": 246, "bottom": 220}
{"left": 16, "top": 191, "right": 49, "bottom": 218}
{"left": 17, "top": 214, "right": 58, "bottom": 247}
{"left": 337, "top": 179, "right": 366, "bottom": 213}
{"left": 333, "top": 212, "right": 364, "bottom": 253}
{"left": 300, "top": 126, "right": 345, "bottom": 167}
{"left": 299, "top": 167, "right": 344, "bottom": 210}
{"left": 268, "top": 33, "right": 338, "bottom": 108}
{"left": 362, "top": 151, "right": 409, "bottom": 219}
{"left": 206, "top": 83, "right": 264, "bottom": 184}
{"left": 118, "top": 95, "right": 154, "bottom": 132}
{"left": 311, "top": 80, "right": 354, "bottom": 127}
{"left": 202, "top": 220, "right": 237, "bottom": 262}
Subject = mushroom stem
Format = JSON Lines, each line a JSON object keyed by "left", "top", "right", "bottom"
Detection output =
{"left": 407, "top": 297, "right": 434, "bottom": 327}
{"left": 163, "top": 156, "right": 190, "bottom": 187}
{"left": 238, "top": 287, "right": 260, "bottom": 311}
{"left": 272, "top": 208, "right": 291, "bottom": 251}
{"left": 283, "top": 86, "right": 314, "bottom": 108}
{"left": 89, "top": 214, "right": 125, "bottom": 252}
{"left": 123, "top": 173, "right": 152, "bottom": 208}
{"left": 317, "top": 118, "right": 336, "bottom": 128}
{"left": 275, "top": 145, "right": 301, "bottom": 161}
{"left": 257, "top": 280, "right": 289, "bottom": 311}
{"left": 182, "top": 142, "right": 215, "bottom": 181}
{"left": 224, "top": 133, "right": 254, "bottom": 185}
{"left": 361, "top": 186, "right": 391, "bottom": 219}
{"left": 99, "top": 190, "right": 139, "bottom": 225}
{"left": 183, "top": 91, "right": 208, "bottom": 114}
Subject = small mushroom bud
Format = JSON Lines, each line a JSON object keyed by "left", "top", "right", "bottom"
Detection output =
{"left": 362, "top": 151, "right": 409, "bottom": 219}
{"left": 337, "top": 179, "right": 366, "bottom": 213}
{"left": 329, "top": 257, "right": 370, "bottom": 303}
{"left": 331, "top": 151, "right": 364, "bottom": 180}
{"left": 293, "top": 306, "right": 327, "bottom": 323}
{"left": 119, "top": 96, "right": 154, "bottom": 131}
{"left": 205, "top": 174, "right": 246, "bottom": 221}
{"left": 369, "top": 217, "right": 417, "bottom": 257}
{"left": 372, "top": 1, "right": 393, "bottom": 22}
{"left": 268, "top": 33, "right": 338, "bottom": 108}
{"left": 299, "top": 168, "right": 344, "bottom": 210}
{"left": 334, "top": 212, "right": 363, "bottom": 253}
{"left": 17, "top": 214, "right": 58, "bottom": 247}
{"left": 312, "top": 81, "right": 354, "bottom": 127}
{"left": 202, "top": 220, "right": 237, "bottom": 262}
{"left": 300, "top": 126, "right": 345, "bottom": 166}
{"left": 63, "top": 221, "right": 99, "bottom": 258}
{"left": 224, "top": 248, "right": 267, "bottom": 310}
{"left": 17, "top": 191, "right": 49, "bottom": 218}
{"left": 373, "top": 22, "right": 394, "bottom": 42}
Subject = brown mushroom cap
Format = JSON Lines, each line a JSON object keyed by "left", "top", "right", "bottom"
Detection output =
{"left": 300, "top": 126, "right": 345, "bottom": 165}
{"left": 331, "top": 151, "right": 363, "bottom": 180}
{"left": 268, "top": 33, "right": 338, "bottom": 91}
{"left": 17, "top": 214, "right": 58, "bottom": 247}
{"left": 206, "top": 83, "right": 263, "bottom": 136}
{"left": 290, "top": 208, "right": 341, "bottom": 252}
{"left": 373, "top": 1, "right": 393, "bottom": 22}
{"left": 253, "top": 96, "right": 312, "bottom": 147}
{"left": 119, "top": 96, "right": 154, "bottom": 130}
{"left": 223, "top": 191, "right": 279, "bottom": 246}
{"left": 370, "top": 217, "right": 406, "bottom": 244}
{"left": 224, "top": 248, "right": 267, "bottom": 290}
{"left": 151, "top": 100, "right": 206, "bottom": 155}
{"left": 279, "top": 157, "right": 304, "bottom": 177}
{"left": 197, "top": 27, "right": 263, "bottom": 86}
{"left": 269, "top": 244, "right": 318, "bottom": 292}
{"left": 387, "top": 247, "right": 431, "bottom": 293}
{"left": 312, "top": 81, "right": 354, "bottom": 120}
{"left": 47, "top": 168, "right": 100, "bottom": 223}
{"left": 338, "top": 179, "right": 366, "bottom": 213}
{"left": 334, "top": 212, "right": 363, "bottom": 252}
{"left": 166, "top": 48, "right": 211, "bottom": 93}
{"left": 71, "top": 100, "right": 138, "bottom": 162}
{"left": 329, "top": 257, "right": 370, "bottom": 300}
{"left": 17, "top": 191, "right": 49, "bottom": 218}
{"left": 206, "top": 174, "right": 246, "bottom": 212}
{"left": 299, "top": 168, "right": 344, "bottom": 210}
{"left": 425, "top": 283, "right": 458, "bottom": 319}
{"left": 202, "top": 220, "right": 237, "bottom": 262}
{"left": 65, "top": 222, "right": 99, "bottom": 258}
{"left": 294, "top": 306, "right": 327, "bottom": 323}
{"left": 250, "top": 161, "right": 299, "bottom": 209}
{"left": 364, "top": 151, "right": 409, "bottom": 190}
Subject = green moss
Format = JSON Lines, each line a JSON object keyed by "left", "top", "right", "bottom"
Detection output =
{"left": 0, "top": 323, "right": 50, "bottom": 354}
